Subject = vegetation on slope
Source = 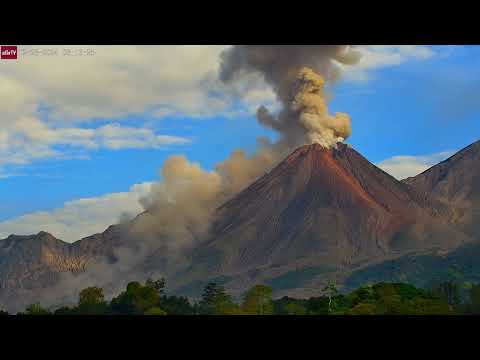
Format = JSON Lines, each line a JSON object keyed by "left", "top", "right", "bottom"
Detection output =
{"left": 3, "top": 278, "right": 480, "bottom": 315}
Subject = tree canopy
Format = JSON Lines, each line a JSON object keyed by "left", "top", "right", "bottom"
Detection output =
{"left": 12, "top": 279, "right": 478, "bottom": 315}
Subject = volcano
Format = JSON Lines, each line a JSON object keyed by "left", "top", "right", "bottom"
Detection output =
{"left": 0, "top": 142, "right": 476, "bottom": 310}
{"left": 172, "top": 143, "right": 469, "bottom": 297}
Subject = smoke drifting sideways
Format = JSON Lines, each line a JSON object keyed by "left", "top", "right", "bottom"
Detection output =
{"left": 131, "top": 46, "right": 362, "bottom": 248}
{"left": 220, "top": 45, "right": 361, "bottom": 149}
{"left": 129, "top": 138, "right": 282, "bottom": 253}
{"left": 14, "top": 46, "right": 362, "bottom": 310}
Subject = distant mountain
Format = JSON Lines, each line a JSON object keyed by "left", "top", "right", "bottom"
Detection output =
{"left": 0, "top": 225, "right": 125, "bottom": 312}
{"left": 403, "top": 140, "right": 480, "bottom": 236}
{"left": 171, "top": 143, "right": 469, "bottom": 298}
{"left": 343, "top": 241, "right": 480, "bottom": 291}
{"left": 0, "top": 141, "right": 478, "bottom": 311}
{"left": 343, "top": 140, "right": 480, "bottom": 290}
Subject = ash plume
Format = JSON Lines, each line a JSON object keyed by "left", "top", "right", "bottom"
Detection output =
{"left": 220, "top": 45, "right": 361, "bottom": 149}
{"left": 128, "top": 46, "right": 362, "bottom": 255}
{"left": 129, "top": 138, "right": 284, "bottom": 250}
{"left": 3, "top": 46, "right": 362, "bottom": 311}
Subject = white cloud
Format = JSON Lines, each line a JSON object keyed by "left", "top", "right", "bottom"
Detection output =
{"left": 0, "top": 182, "right": 154, "bottom": 242}
{"left": 1, "top": 45, "right": 229, "bottom": 122}
{"left": 0, "top": 117, "right": 190, "bottom": 171}
{"left": 0, "top": 46, "right": 227, "bottom": 175}
{"left": 341, "top": 45, "right": 436, "bottom": 82}
{"left": 0, "top": 148, "right": 457, "bottom": 242}
{"left": 93, "top": 123, "right": 190, "bottom": 150}
{"left": 3, "top": 45, "right": 434, "bottom": 123}
{"left": 0, "top": 171, "right": 18, "bottom": 179}
{"left": 0, "top": 149, "right": 456, "bottom": 242}
{"left": 376, "top": 150, "right": 453, "bottom": 180}
{"left": 0, "top": 45, "right": 442, "bottom": 175}
{"left": 0, "top": 45, "right": 452, "bottom": 242}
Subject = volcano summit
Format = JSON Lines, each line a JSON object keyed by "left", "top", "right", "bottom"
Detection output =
{"left": 0, "top": 142, "right": 478, "bottom": 311}
{"left": 170, "top": 143, "right": 470, "bottom": 298}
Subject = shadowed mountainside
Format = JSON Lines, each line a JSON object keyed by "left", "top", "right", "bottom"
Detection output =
{"left": 403, "top": 140, "right": 480, "bottom": 236}
{"left": 0, "top": 225, "right": 126, "bottom": 312}
{"left": 1, "top": 141, "right": 478, "bottom": 310}
{"left": 170, "top": 143, "right": 469, "bottom": 298}
{"left": 343, "top": 140, "right": 480, "bottom": 290}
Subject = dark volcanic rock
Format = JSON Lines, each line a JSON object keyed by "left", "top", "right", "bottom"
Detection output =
{"left": 0, "top": 226, "right": 126, "bottom": 312}
{"left": 1, "top": 141, "right": 478, "bottom": 310}
{"left": 403, "top": 140, "right": 480, "bottom": 235}
{"left": 173, "top": 143, "right": 468, "bottom": 298}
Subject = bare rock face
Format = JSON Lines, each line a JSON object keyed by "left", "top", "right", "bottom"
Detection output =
{"left": 0, "top": 232, "right": 83, "bottom": 289}
{"left": 403, "top": 140, "right": 480, "bottom": 235}
{"left": 172, "top": 143, "right": 468, "bottom": 298}
{"left": 1, "top": 141, "right": 478, "bottom": 310}
{"left": 0, "top": 226, "right": 126, "bottom": 312}
{"left": 209, "top": 144, "right": 420, "bottom": 267}
{"left": 0, "top": 232, "right": 84, "bottom": 312}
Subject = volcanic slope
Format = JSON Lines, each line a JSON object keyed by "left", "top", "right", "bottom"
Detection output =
{"left": 174, "top": 143, "right": 468, "bottom": 297}
{"left": 403, "top": 140, "right": 480, "bottom": 236}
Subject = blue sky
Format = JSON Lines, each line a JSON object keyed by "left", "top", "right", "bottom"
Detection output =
{"left": 333, "top": 45, "right": 480, "bottom": 161}
{"left": 0, "top": 45, "right": 478, "bottom": 241}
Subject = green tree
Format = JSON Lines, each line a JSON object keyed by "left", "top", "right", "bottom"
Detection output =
{"left": 144, "top": 307, "right": 167, "bottom": 315}
{"left": 432, "top": 281, "right": 461, "bottom": 310}
{"left": 410, "top": 298, "right": 454, "bottom": 315}
{"left": 198, "top": 282, "right": 239, "bottom": 315}
{"left": 79, "top": 286, "right": 104, "bottom": 304}
{"left": 272, "top": 297, "right": 309, "bottom": 315}
{"left": 242, "top": 285, "right": 274, "bottom": 315}
{"left": 347, "top": 303, "right": 377, "bottom": 315}
{"left": 304, "top": 296, "right": 330, "bottom": 314}
{"left": 468, "top": 284, "right": 480, "bottom": 314}
{"left": 145, "top": 278, "right": 166, "bottom": 294}
{"left": 159, "top": 295, "right": 195, "bottom": 315}
{"left": 347, "top": 285, "right": 376, "bottom": 306}
{"left": 24, "top": 303, "right": 51, "bottom": 315}
{"left": 374, "top": 284, "right": 405, "bottom": 314}
{"left": 0, "top": 309, "right": 8, "bottom": 316}
{"left": 53, "top": 306, "right": 74, "bottom": 315}
{"left": 283, "top": 302, "right": 307, "bottom": 315}
{"left": 322, "top": 280, "right": 339, "bottom": 313}
{"left": 110, "top": 281, "right": 161, "bottom": 314}
{"left": 77, "top": 286, "right": 108, "bottom": 315}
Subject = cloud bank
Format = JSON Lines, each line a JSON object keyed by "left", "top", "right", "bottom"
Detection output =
{"left": 0, "top": 45, "right": 436, "bottom": 176}
{"left": 0, "top": 182, "right": 153, "bottom": 242}
{"left": 340, "top": 45, "right": 436, "bottom": 82}
{"left": 376, "top": 150, "right": 453, "bottom": 180}
{"left": 0, "top": 45, "right": 440, "bottom": 241}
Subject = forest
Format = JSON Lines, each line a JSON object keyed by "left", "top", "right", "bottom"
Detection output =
{"left": 2, "top": 278, "right": 480, "bottom": 315}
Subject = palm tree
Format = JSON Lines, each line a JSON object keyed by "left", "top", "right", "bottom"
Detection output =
{"left": 322, "top": 280, "right": 339, "bottom": 313}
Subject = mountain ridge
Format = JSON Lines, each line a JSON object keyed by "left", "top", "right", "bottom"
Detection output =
{"left": 1, "top": 140, "right": 479, "bottom": 310}
{"left": 404, "top": 139, "right": 480, "bottom": 236}
{"left": 170, "top": 142, "right": 469, "bottom": 298}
